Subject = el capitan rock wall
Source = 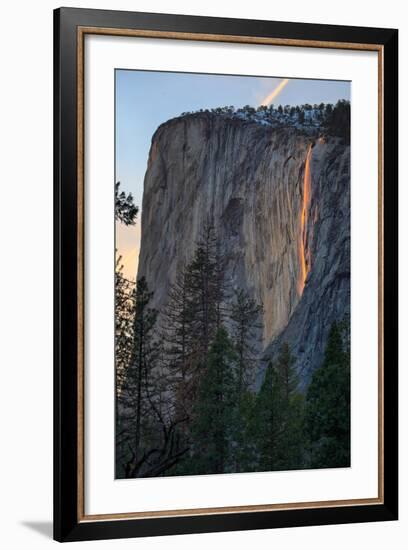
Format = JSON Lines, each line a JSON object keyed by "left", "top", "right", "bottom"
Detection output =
{"left": 137, "top": 112, "right": 350, "bottom": 384}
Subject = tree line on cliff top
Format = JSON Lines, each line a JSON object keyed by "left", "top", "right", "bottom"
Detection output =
{"left": 179, "top": 100, "right": 350, "bottom": 143}
{"left": 115, "top": 183, "right": 350, "bottom": 478}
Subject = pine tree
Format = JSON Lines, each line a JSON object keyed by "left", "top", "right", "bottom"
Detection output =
{"left": 276, "top": 343, "right": 305, "bottom": 469}
{"left": 115, "top": 256, "right": 136, "bottom": 394}
{"left": 119, "top": 277, "right": 159, "bottom": 477}
{"left": 161, "top": 222, "right": 225, "bottom": 419}
{"left": 115, "top": 180, "right": 138, "bottom": 433}
{"left": 229, "top": 289, "right": 263, "bottom": 395}
{"left": 253, "top": 362, "right": 285, "bottom": 471}
{"left": 115, "top": 181, "right": 138, "bottom": 225}
{"left": 160, "top": 268, "right": 195, "bottom": 419}
{"left": 115, "top": 257, "right": 137, "bottom": 477}
{"left": 147, "top": 223, "right": 227, "bottom": 476}
{"left": 130, "top": 278, "right": 158, "bottom": 457}
{"left": 323, "top": 100, "right": 350, "bottom": 143}
{"left": 276, "top": 342, "right": 299, "bottom": 402}
{"left": 186, "top": 222, "right": 224, "bottom": 355}
{"left": 230, "top": 389, "right": 258, "bottom": 472}
{"left": 114, "top": 181, "right": 138, "bottom": 391}
{"left": 282, "top": 391, "right": 305, "bottom": 470}
{"left": 228, "top": 289, "right": 263, "bottom": 472}
{"left": 188, "top": 327, "right": 236, "bottom": 475}
{"left": 304, "top": 321, "right": 350, "bottom": 468}
{"left": 254, "top": 344, "right": 305, "bottom": 471}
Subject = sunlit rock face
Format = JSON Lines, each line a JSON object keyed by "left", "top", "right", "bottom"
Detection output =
{"left": 138, "top": 113, "right": 350, "bottom": 384}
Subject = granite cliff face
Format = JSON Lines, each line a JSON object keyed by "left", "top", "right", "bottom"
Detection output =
{"left": 138, "top": 112, "right": 350, "bottom": 384}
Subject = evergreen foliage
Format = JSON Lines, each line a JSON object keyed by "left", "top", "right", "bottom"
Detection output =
{"left": 117, "top": 277, "right": 159, "bottom": 476}
{"left": 178, "top": 100, "right": 350, "bottom": 143}
{"left": 254, "top": 344, "right": 305, "bottom": 471}
{"left": 115, "top": 257, "right": 136, "bottom": 392}
{"left": 323, "top": 100, "right": 351, "bottom": 143}
{"left": 115, "top": 181, "right": 139, "bottom": 225}
{"left": 254, "top": 361, "right": 286, "bottom": 470}
{"left": 183, "top": 222, "right": 224, "bottom": 356}
{"left": 304, "top": 322, "right": 351, "bottom": 468}
{"left": 188, "top": 327, "right": 237, "bottom": 474}
{"left": 229, "top": 289, "right": 263, "bottom": 393}
{"left": 161, "top": 222, "right": 225, "bottom": 420}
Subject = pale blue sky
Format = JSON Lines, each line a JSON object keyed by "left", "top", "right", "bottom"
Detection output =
{"left": 115, "top": 70, "right": 350, "bottom": 280}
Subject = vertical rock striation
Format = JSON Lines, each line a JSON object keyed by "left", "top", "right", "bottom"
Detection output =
{"left": 138, "top": 112, "right": 350, "bottom": 384}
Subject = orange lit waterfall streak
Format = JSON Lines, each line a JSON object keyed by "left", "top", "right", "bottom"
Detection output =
{"left": 298, "top": 144, "right": 313, "bottom": 295}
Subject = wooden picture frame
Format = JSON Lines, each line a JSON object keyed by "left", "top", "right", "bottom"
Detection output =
{"left": 54, "top": 7, "right": 398, "bottom": 542}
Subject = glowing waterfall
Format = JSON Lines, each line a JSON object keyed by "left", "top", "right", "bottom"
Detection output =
{"left": 298, "top": 144, "right": 313, "bottom": 295}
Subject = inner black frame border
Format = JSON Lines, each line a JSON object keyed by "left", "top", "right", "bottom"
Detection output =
{"left": 54, "top": 7, "right": 398, "bottom": 542}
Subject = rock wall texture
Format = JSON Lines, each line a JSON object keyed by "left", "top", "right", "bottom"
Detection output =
{"left": 138, "top": 113, "right": 350, "bottom": 384}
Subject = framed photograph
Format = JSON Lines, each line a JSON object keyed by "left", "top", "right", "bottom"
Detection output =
{"left": 54, "top": 7, "right": 398, "bottom": 542}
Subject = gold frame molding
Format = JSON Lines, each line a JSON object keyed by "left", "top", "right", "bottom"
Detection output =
{"left": 76, "top": 26, "right": 384, "bottom": 523}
